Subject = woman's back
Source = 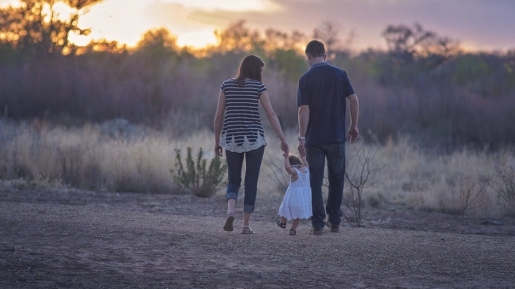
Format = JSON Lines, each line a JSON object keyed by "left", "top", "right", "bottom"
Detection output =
{"left": 220, "top": 79, "right": 268, "bottom": 153}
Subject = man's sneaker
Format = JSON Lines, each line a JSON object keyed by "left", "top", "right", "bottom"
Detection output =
{"left": 309, "top": 228, "right": 323, "bottom": 235}
{"left": 325, "top": 221, "right": 340, "bottom": 233}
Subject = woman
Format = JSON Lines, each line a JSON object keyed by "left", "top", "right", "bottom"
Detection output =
{"left": 214, "top": 55, "right": 289, "bottom": 234}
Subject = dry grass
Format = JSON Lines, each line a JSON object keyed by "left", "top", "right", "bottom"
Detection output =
{"left": 0, "top": 118, "right": 513, "bottom": 218}
{"left": 369, "top": 138, "right": 514, "bottom": 218}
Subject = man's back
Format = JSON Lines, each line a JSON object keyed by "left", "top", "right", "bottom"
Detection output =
{"left": 297, "top": 39, "right": 360, "bottom": 234}
{"left": 297, "top": 62, "right": 354, "bottom": 146}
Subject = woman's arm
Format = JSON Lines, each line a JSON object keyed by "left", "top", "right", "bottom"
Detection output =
{"left": 214, "top": 89, "right": 226, "bottom": 156}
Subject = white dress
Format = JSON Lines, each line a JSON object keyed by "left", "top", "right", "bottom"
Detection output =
{"left": 278, "top": 167, "right": 312, "bottom": 220}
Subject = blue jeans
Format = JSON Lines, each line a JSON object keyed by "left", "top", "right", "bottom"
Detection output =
{"left": 307, "top": 143, "right": 346, "bottom": 230}
{"left": 225, "top": 146, "right": 265, "bottom": 213}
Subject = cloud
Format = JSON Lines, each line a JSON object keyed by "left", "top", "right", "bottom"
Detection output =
{"left": 177, "top": 0, "right": 515, "bottom": 51}
{"left": 267, "top": 0, "right": 515, "bottom": 50}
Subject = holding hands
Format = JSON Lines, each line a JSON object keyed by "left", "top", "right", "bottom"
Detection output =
{"left": 297, "top": 139, "right": 306, "bottom": 157}
{"left": 281, "top": 139, "right": 289, "bottom": 156}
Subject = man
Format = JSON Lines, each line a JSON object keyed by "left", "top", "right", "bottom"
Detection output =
{"left": 297, "top": 40, "right": 360, "bottom": 235}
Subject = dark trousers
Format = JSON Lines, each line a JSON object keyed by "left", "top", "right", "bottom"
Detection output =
{"left": 225, "top": 146, "right": 265, "bottom": 213}
{"left": 307, "top": 143, "right": 346, "bottom": 230}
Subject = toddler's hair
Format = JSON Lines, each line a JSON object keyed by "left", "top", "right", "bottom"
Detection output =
{"left": 288, "top": 154, "right": 302, "bottom": 166}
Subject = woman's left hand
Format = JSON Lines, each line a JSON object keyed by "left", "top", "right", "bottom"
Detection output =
{"left": 281, "top": 141, "right": 289, "bottom": 155}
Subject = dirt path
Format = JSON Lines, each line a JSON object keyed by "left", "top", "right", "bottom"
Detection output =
{"left": 1, "top": 190, "right": 514, "bottom": 289}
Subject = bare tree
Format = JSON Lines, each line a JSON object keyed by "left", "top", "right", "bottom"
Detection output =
{"left": 451, "top": 173, "right": 489, "bottom": 218}
{"left": 213, "top": 20, "right": 263, "bottom": 53}
{"left": 0, "top": 0, "right": 103, "bottom": 57}
{"left": 344, "top": 143, "right": 384, "bottom": 226}
{"left": 313, "top": 20, "right": 354, "bottom": 59}
{"left": 490, "top": 165, "right": 515, "bottom": 213}
{"left": 381, "top": 22, "right": 460, "bottom": 67}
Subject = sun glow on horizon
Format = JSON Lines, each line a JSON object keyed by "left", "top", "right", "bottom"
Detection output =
{"left": 161, "top": 0, "right": 271, "bottom": 12}
{"left": 1, "top": 0, "right": 238, "bottom": 49}
{"left": 79, "top": 1, "right": 278, "bottom": 49}
{"left": 71, "top": 0, "right": 278, "bottom": 49}
{"left": 176, "top": 30, "right": 217, "bottom": 49}
{"left": 0, "top": 0, "right": 17, "bottom": 8}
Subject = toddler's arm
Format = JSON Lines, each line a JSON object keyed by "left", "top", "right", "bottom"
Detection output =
{"left": 300, "top": 154, "right": 309, "bottom": 169}
{"left": 283, "top": 153, "right": 297, "bottom": 176}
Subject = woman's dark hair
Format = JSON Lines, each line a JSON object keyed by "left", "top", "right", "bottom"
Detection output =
{"left": 235, "top": 55, "right": 264, "bottom": 85}
{"left": 305, "top": 40, "right": 325, "bottom": 58}
{"left": 288, "top": 155, "right": 303, "bottom": 167}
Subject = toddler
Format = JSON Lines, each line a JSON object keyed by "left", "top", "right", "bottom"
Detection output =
{"left": 277, "top": 152, "right": 312, "bottom": 235}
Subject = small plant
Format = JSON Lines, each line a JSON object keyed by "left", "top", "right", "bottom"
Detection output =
{"left": 451, "top": 173, "right": 488, "bottom": 218}
{"left": 171, "top": 147, "right": 227, "bottom": 198}
{"left": 344, "top": 143, "right": 383, "bottom": 226}
{"left": 490, "top": 165, "right": 515, "bottom": 214}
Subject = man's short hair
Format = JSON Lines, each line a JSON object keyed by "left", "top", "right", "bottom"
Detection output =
{"left": 305, "top": 40, "right": 325, "bottom": 58}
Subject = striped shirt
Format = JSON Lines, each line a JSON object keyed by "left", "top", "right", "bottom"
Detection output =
{"left": 220, "top": 78, "right": 268, "bottom": 153}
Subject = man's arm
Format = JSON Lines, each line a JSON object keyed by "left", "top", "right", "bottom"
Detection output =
{"left": 347, "top": 93, "right": 359, "bottom": 142}
{"left": 298, "top": 105, "right": 309, "bottom": 155}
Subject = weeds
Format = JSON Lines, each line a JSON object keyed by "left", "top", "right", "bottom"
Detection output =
{"left": 0, "top": 118, "right": 513, "bottom": 219}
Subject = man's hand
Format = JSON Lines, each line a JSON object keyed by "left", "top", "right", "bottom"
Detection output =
{"left": 348, "top": 125, "right": 359, "bottom": 143}
{"left": 297, "top": 140, "right": 306, "bottom": 156}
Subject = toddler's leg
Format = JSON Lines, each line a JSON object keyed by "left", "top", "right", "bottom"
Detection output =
{"left": 291, "top": 218, "right": 300, "bottom": 230}
{"left": 290, "top": 218, "right": 300, "bottom": 235}
{"left": 277, "top": 217, "right": 287, "bottom": 229}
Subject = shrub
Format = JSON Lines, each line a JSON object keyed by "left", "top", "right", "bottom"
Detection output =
{"left": 490, "top": 165, "right": 515, "bottom": 215}
{"left": 171, "top": 147, "right": 227, "bottom": 197}
{"left": 57, "top": 146, "right": 84, "bottom": 187}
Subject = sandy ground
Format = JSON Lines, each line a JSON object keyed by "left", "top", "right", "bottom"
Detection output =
{"left": 1, "top": 189, "right": 514, "bottom": 289}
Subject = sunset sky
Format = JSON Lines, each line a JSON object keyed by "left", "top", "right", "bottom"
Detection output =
{"left": 1, "top": 0, "right": 514, "bottom": 52}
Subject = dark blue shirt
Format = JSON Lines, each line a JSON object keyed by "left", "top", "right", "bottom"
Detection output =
{"left": 297, "top": 62, "right": 355, "bottom": 146}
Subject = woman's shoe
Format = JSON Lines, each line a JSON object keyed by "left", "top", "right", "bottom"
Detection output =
{"left": 289, "top": 228, "right": 296, "bottom": 236}
{"left": 223, "top": 211, "right": 235, "bottom": 232}
{"left": 241, "top": 225, "right": 255, "bottom": 234}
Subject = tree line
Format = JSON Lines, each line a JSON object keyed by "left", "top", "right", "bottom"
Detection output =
{"left": 1, "top": 0, "right": 514, "bottom": 151}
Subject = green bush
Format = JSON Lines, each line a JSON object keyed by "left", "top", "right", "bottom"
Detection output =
{"left": 171, "top": 147, "right": 227, "bottom": 197}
